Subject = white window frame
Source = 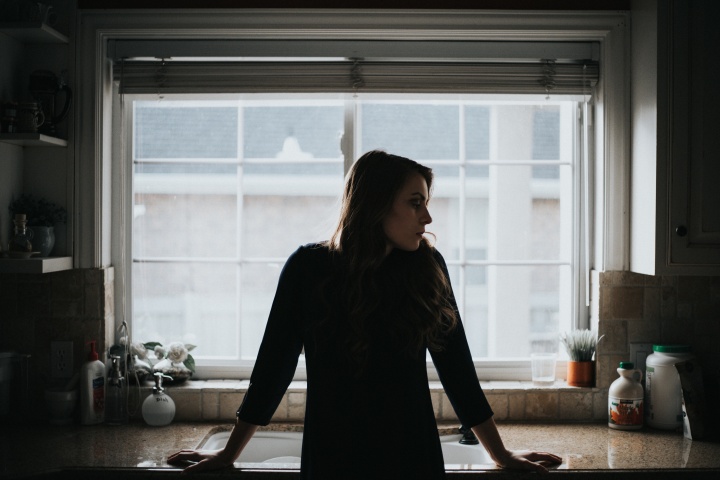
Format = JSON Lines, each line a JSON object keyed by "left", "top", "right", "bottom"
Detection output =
{"left": 76, "top": 9, "right": 630, "bottom": 381}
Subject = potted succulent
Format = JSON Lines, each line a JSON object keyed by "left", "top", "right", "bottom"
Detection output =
{"left": 560, "top": 329, "right": 603, "bottom": 387}
{"left": 8, "top": 194, "right": 67, "bottom": 257}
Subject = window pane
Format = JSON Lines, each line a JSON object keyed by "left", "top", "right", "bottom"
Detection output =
{"left": 463, "top": 265, "right": 488, "bottom": 358}
{"left": 460, "top": 265, "right": 562, "bottom": 359}
{"left": 130, "top": 93, "right": 578, "bottom": 371}
{"left": 532, "top": 107, "right": 561, "bottom": 178}
{"left": 135, "top": 105, "right": 238, "bottom": 158}
{"left": 427, "top": 175, "right": 461, "bottom": 262}
{"left": 466, "top": 106, "right": 491, "bottom": 161}
{"left": 244, "top": 106, "right": 343, "bottom": 159}
{"left": 485, "top": 164, "right": 566, "bottom": 262}
{"left": 132, "top": 262, "right": 238, "bottom": 359}
{"left": 242, "top": 191, "right": 342, "bottom": 258}
{"left": 360, "top": 103, "right": 459, "bottom": 162}
{"left": 134, "top": 177, "right": 238, "bottom": 258}
{"left": 464, "top": 197, "right": 489, "bottom": 261}
{"left": 132, "top": 95, "right": 346, "bottom": 365}
{"left": 240, "top": 263, "right": 282, "bottom": 359}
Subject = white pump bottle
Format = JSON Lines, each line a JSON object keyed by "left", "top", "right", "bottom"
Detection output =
{"left": 142, "top": 372, "right": 175, "bottom": 426}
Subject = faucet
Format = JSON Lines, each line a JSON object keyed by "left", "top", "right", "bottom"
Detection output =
{"left": 458, "top": 425, "right": 479, "bottom": 445}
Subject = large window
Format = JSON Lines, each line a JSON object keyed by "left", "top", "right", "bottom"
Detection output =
{"left": 128, "top": 92, "right": 586, "bottom": 377}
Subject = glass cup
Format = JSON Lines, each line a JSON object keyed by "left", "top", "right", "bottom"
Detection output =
{"left": 531, "top": 353, "right": 557, "bottom": 386}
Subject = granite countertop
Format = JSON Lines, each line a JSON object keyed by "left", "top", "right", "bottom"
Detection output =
{"left": 1, "top": 421, "right": 719, "bottom": 479}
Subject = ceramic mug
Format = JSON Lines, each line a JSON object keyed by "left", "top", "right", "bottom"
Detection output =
{"left": 16, "top": 103, "right": 45, "bottom": 133}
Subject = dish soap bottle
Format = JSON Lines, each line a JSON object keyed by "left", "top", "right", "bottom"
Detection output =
{"left": 80, "top": 341, "right": 105, "bottom": 425}
{"left": 142, "top": 372, "right": 175, "bottom": 426}
{"left": 105, "top": 355, "right": 128, "bottom": 425}
{"left": 608, "top": 361, "right": 644, "bottom": 430}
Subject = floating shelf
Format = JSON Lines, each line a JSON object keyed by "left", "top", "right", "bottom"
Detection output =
{"left": 0, "top": 256, "right": 73, "bottom": 274}
{"left": 0, "top": 22, "right": 68, "bottom": 44}
{"left": 0, "top": 133, "right": 67, "bottom": 147}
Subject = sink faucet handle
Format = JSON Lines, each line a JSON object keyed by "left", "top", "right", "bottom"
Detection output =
{"left": 458, "top": 425, "right": 479, "bottom": 445}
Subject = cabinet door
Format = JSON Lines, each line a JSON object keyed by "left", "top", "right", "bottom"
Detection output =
{"left": 668, "top": 0, "right": 720, "bottom": 268}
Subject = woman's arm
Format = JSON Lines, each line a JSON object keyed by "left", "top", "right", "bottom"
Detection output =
{"left": 167, "top": 417, "right": 259, "bottom": 473}
{"left": 471, "top": 417, "right": 562, "bottom": 474}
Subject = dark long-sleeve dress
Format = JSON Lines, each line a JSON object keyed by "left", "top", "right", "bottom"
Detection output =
{"left": 237, "top": 243, "right": 493, "bottom": 480}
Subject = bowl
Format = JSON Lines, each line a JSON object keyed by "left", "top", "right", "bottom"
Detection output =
{"left": 45, "top": 389, "right": 77, "bottom": 425}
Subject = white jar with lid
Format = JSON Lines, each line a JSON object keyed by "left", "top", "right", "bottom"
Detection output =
{"left": 645, "top": 344, "right": 694, "bottom": 430}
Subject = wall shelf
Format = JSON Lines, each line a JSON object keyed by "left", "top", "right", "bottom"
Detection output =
{"left": 0, "top": 133, "right": 67, "bottom": 147}
{"left": 0, "top": 22, "right": 69, "bottom": 44}
{"left": 0, "top": 256, "right": 72, "bottom": 274}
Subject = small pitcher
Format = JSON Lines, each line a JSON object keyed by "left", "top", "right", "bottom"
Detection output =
{"left": 16, "top": 102, "right": 45, "bottom": 133}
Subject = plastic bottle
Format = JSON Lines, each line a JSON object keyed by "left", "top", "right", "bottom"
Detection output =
{"left": 608, "top": 361, "right": 643, "bottom": 430}
{"left": 80, "top": 341, "right": 105, "bottom": 425}
{"left": 142, "top": 372, "right": 175, "bottom": 426}
{"left": 105, "top": 355, "right": 127, "bottom": 425}
{"left": 645, "top": 344, "right": 695, "bottom": 430}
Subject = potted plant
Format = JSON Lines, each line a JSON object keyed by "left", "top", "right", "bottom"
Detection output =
{"left": 8, "top": 194, "right": 67, "bottom": 257}
{"left": 109, "top": 337, "right": 197, "bottom": 385}
{"left": 560, "top": 329, "right": 603, "bottom": 387}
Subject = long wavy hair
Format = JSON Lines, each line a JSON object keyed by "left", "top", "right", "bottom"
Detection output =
{"left": 325, "top": 150, "right": 458, "bottom": 365}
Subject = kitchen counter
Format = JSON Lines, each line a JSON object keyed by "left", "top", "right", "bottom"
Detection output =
{"left": 1, "top": 421, "right": 719, "bottom": 479}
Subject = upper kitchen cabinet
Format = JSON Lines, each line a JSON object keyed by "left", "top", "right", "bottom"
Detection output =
{"left": 0, "top": 1, "right": 73, "bottom": 273}
{"left": 0, "top": 19, "right": 69, "bottom": 147}
{"left": 631, "top": 0, "right": 720, "bottom": 275}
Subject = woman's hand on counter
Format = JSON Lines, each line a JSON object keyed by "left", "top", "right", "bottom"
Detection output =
{"left": 168, "top": 418, "right": 259, "bottom": 474}
{"left": 493, "top": 449, "right": 564, "bottom": 474}
{"left": 471, "top": 417, "right": 562, "bottom": 474}
{"left": 167, "top": 449, "right": 235, "bottom": 474}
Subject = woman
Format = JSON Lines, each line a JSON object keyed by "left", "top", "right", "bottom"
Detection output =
{"left": 168, "top": 150, "right": 561, "bottom": 478}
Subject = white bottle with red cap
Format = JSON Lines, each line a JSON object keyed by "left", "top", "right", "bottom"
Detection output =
{"left": 80, "top": 341, "right": 105, "bottom": 425}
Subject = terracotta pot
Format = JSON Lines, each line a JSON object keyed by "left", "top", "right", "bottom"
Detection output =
{"left": 567, "top": 360, "right": 595, "bottom": 387}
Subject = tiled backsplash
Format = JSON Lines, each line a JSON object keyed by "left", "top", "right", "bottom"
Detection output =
{"left": 2, "top": 267, "right": 718, "bottom": 424}
{"left": 0, "top": 268, "right": 115, "bottom": 415}
{"left": 127, "top": 380, "right": 609, "bottom": 423}
{"left": 593, "top": 270, "right": 720, "bottom": 394}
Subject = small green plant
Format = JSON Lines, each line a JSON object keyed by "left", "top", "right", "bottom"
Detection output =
{"left": 8, "top": 194, "right": 67, "bottom": 227}
{"left": 560, "top": 329, "right": 603, "bottom": 362}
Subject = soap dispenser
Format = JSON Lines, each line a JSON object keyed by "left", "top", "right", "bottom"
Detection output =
{"left": 142, "top": 372, "right": 175, "bottom": 426}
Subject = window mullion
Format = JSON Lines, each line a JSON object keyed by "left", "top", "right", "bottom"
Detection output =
{"left": 236, "top": 101, "right": 245, "bottom": 359}
{"left": 458, "top": 104, "right": 467, "bottom": 321}
{"left": 342, "top": 95, "right": 356, "bottom": 173}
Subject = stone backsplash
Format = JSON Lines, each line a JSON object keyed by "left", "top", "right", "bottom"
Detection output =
{"left": 0, "top": 268, "right": 115, "bottom": 416}
{"left": 126, "top": 380, "right": 608, "bottom": 424}
{"left": 2, "top": 267, "right": 718, "bottom": 424}
{"left": 593, "top": 270, "right": 720, "bottom": 392}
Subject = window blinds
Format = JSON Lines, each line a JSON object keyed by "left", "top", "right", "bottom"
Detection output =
{"left": 110, "top": 40, "right": 599, "bottom": 95}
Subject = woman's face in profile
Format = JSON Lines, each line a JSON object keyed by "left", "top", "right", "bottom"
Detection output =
{"left": 382, "top": 172, "right": 432, "bottom": 254}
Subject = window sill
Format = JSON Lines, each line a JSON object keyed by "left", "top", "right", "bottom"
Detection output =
{"left": 129, "top": 380, "right": 608, "bottom": 424}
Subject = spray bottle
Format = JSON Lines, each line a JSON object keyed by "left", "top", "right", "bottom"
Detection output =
{"left": 105, "top": 355, "right": 128, "bottom": 425}
{"left": 80, "top": 341, "right": 105, "bottom": 425}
